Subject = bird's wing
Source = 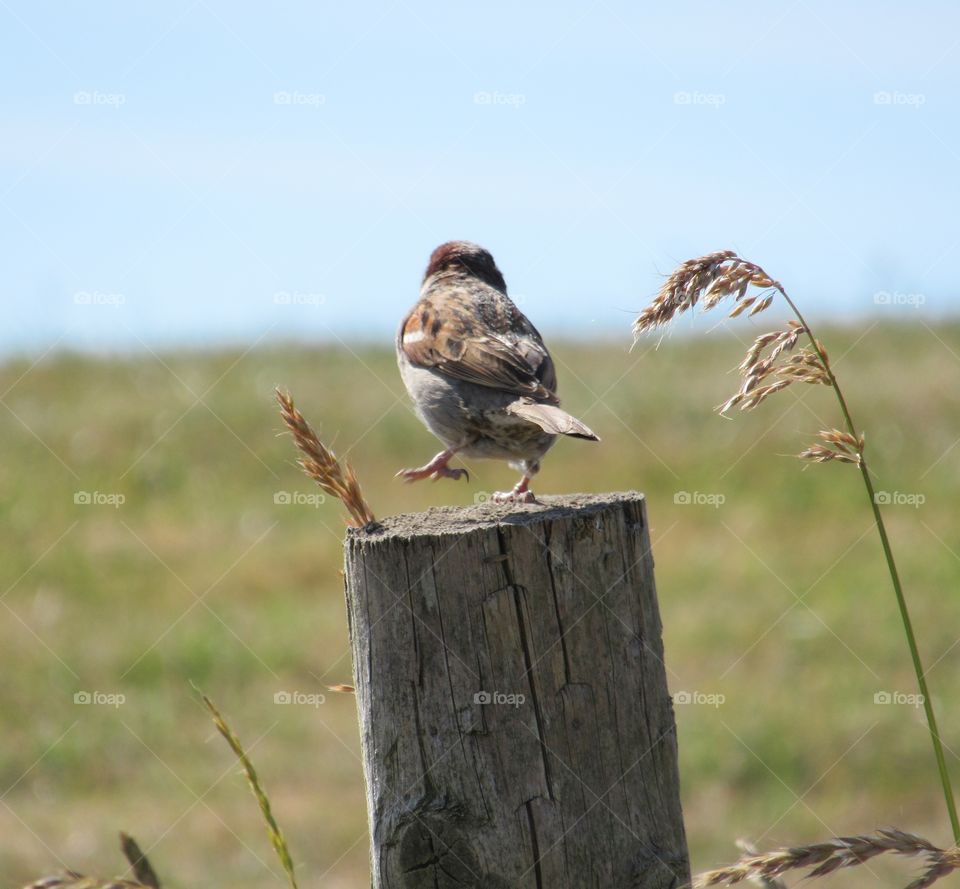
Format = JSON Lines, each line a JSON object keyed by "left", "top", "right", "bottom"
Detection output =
{"left": 399, "top": 292, "right": 559, "bottom": 403}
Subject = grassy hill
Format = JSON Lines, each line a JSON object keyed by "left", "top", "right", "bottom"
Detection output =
{"left": 2, "top": 320, "right": 959, "bottom": 887}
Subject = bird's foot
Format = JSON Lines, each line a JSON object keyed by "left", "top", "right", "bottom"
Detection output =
{"left": 396, "top": 450, "right": 468, "bottom": 484}
{"left": 492, "top": 489, "right": 536, "bottom": 504}
{"left": 492, "top": 476, "right": 536, "bottom": 503}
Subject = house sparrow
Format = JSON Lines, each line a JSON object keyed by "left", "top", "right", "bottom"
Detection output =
{"left": 396, "top": 241, "right": 599, "bottom": 503}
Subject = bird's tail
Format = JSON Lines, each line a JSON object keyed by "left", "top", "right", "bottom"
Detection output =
{"left": 505, "top": 399, "right": 600, "bottom": 441}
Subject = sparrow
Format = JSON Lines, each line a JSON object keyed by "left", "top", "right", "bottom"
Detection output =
{"left": 396, "top": 241, "right": 599, "bottom": 503}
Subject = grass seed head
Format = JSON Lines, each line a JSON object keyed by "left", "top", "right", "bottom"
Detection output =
{"left": 694, "top": 829, "right": 958, "bottom": 889}
{"left": 276, "top": 389, "right": 376, "bottom": 528}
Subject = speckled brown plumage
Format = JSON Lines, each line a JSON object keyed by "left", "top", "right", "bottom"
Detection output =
{"left": 396, "top": 241, "right": 599, "bottom": 502}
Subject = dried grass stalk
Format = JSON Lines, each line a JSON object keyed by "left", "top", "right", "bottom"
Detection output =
{"left": 635, "top": 253, "right": 857, "bottom": 459}
{"left": 20, "top": 875, "right": 150, "bottom": 888}
{"left": 633, "top": 250, "right": 778, "bottom": 333}
{"left": 719, "top": 334, "right": 829, "bottom": 414}
{"left": 276, "top": 388, "right": 376, "bottom": 528}
{"left": 694, "top": 829, "right": 960, "bottom": 889}
{"left": 633, "top": 252, "right": 960, "bottom": 844}
{"left": 202, "top": 693, "right": 299, "bottom": 889}
{"left": 19, "top": 833, "right": 159, "bottom": 889}
{"left": 119, "top": 833, "right": 160, "bottom": 888}
{"left": 800, "top": 428, "right": 866, "bottom": 466}
{"left": 636, "top": 255, "right": 833, "bottom": 419}
{"left": 733, "top": 840, "right": 787, "bottom": 889}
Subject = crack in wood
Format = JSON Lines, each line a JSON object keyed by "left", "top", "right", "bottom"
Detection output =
{"left": 523, "top": 799, "right": 545, "bottom": 889}
{"left": 496, "top": 526, "right": 556, "bottom": 801}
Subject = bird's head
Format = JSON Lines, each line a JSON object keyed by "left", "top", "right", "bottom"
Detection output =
{"left": 423, "top": 241, "right": 507, "bottom": 292}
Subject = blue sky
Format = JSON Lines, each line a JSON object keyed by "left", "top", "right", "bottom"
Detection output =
{"left": 1, "top": 1, "right": 958, "bottom": 354}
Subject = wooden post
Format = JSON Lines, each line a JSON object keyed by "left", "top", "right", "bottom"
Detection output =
{"left": 344, "top": 492, "right": 689, "bottom": 889}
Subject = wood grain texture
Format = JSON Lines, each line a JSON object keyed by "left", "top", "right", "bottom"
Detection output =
{"left": 344, "top": 492, "right": 688, "bottom": 889}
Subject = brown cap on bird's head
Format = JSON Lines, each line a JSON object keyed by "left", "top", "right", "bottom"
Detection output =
{"left": 423, "top": 241, "right": 507, "bottom": 293}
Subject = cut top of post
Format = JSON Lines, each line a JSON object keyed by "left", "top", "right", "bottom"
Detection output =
{"left": 347, "top": 491, "right": 647, "bottom": 542}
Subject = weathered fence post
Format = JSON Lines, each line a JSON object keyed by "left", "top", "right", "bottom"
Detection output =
{"left": 344, "top": 492, "right": 689, "bottom": 888}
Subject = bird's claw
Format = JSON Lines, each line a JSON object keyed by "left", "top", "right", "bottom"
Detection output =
{"left": 432, "top": 466, "right": 469, "bottom": 482}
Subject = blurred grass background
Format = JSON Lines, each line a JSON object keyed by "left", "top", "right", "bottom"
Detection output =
{"left": 1, "top": 319, "right": 959, "bottom": 888}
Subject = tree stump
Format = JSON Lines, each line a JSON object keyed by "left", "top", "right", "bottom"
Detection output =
{"left": 344, "top": 492, "right": 689, "bottom": 889}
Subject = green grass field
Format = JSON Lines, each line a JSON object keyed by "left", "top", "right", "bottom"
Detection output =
{"left": 2, "top": 320, "right": 959, "bottom": 888}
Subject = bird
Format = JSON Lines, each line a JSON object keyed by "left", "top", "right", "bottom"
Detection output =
{"left": 395, "top": 241, "right": 599, "bottom": 503}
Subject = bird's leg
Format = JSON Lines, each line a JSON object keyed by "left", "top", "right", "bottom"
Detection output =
{"left": 396, "top": 448, "right": 469, "bottom": 484}
{"left": 492, "top": 474, "right": 536, "bottom": 504}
